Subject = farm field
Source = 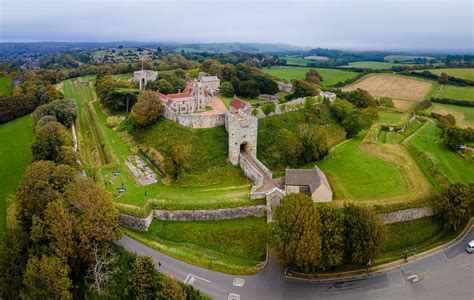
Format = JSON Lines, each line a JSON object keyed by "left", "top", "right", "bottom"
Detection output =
{"left": 282, "top": 55, "right": 313, "bottom": 66}
{"left": 64, "top": 77, "right": 256, "bottom": 215}
{"left": 310, "top": 131, "right": 409, "bottom": 201}
{"left": 342, "top": 74, "right": 433, "bottom": 109}
{"left": 429, "top": 103, "right": 474, "bottom": 128}
{"left": 384, "top": 55, "right": 433, "bottom": 62}
{"left": 408, "top": 121, "right": 474, "bottom": 187}
{"left": 426, "top": 68, "right": 474, "bottom": 81}
{"left": 378, "top": 111, "right": 405, "bottom": 125}
{"left": 435, "top": 84, "right": 474, "bottom": 101}
{"left": 262, "top": 67, "right": 359, "bottom": 86}
{"left": 340, "top": 61, "right": 410, "bottom": 69}
{"left": 0, "top": 116, "right": 34, "bottom": 235}
{"left": 0, "top": 76, "right": 13, "bottom": 95}
{"left": 124, "top": 217, "right": 267, "bottom": 274}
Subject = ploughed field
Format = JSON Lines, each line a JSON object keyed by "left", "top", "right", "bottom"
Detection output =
{"left": 342, "top": 74, "right": 433, "bottom": 109}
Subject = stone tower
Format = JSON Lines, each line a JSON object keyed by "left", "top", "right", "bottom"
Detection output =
{"left": 225, "top": 112, "right": 258, "bottom": 165}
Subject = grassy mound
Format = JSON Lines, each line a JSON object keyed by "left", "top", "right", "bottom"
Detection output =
{"left": 0, "top": 116, "right": 34, "bottom": 235}
{"left": 124, "top": 217, "right": 268, "bottom": 274}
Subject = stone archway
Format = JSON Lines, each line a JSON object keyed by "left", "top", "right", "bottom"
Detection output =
{"left": 240, "top": 142, "right": 247, "bottom": 153}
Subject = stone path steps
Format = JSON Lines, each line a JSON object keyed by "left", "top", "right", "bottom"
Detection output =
{"left": 240, "top": 151, "right": 276, "bottom": 193}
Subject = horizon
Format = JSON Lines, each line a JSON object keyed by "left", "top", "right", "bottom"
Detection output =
{"left": 1, "top": 0, "right": 473, "bottom": 53}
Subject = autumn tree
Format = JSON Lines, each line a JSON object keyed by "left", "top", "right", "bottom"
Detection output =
{"left": 317, "top": 205, "right": 345, "bottom": 271}
{"left": 31, "top": 121, "right": 72, "bottom": 161}
{"left": 272, "top": 193, "right": 323, "bottom": 273}
{"left": 343, "top": 204, "right": 386, "bottom": 264}
{"left": 17, "top": 161, "right": 76, "bottom": 231}
{"left": 32, "top": 99, "right": 77, "bottom": 128}
{"left": 22, "top": 255, "right": 73, "bottom": 300}
{"left": 125, "top": 256, "right": 161, "bottom": 299}
{"left": 200, "top": 59, "right": 222, "bottom": 76}
{"left": 437, "top": 183, "right": 472, "bottom": 231}
{"left": 160, "top": 276, "right": 186, "bottom": 300}
{"left": 131, "top": 91, "right": 164, "bottom": 127}
{"left": 343, "top": 88, "right": 376, "bottom": 108}
{"left": 439, "top": 72, "right": 449, "bottom": 84}
{"left": 305, "top": 69, "right": 323, "bottom": 84}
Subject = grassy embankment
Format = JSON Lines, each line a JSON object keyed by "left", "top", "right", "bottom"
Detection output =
{"left": 262, "top": 67, "right": 359, "bottom": 86}
{"left": 124, "top": 217, "right": 268, "bottom": 275}
{"left": 64, "top": 77, "right": 256, "bottom": 216}
{"left": 0, "top": 76, "right": 13, "bottom": 95}
{"left": 0, "top": 116, "right": 34, "bottom": 235}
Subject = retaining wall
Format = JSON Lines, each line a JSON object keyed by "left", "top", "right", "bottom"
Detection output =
{"left": 120, "top": 205, "right": 267, "bottom": 230}
{"left": 163, "top": 105, "right": 225, "bottom": 128}
{"left": 379, "top": 206, "right": 435, "bottom": 224}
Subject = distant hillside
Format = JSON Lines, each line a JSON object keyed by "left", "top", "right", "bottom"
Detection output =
{"left": 171, "top": 42, "right": 310, "bottom": 54}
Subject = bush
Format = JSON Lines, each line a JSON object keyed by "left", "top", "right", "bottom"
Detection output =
{"left": 431, "top": 97, "right": 474, "bottom": 107}
{"left": 220, "top": 81, "right": 234, "bottom": 97}
{"left": 414, "top": 99, "right": 432, "bottom": 111}
{"left": 251, "top": 108, "right": 259, "bottom": 116}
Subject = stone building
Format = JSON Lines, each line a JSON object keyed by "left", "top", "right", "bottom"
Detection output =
{"left": 319, "top": 91, "right": 337, "bottom": 104}
{"left": 284, "top": 166, "right": 333, "bottom": 202}
{"left": 225, "top": 105, "right": 258, "bottom": 166}
{"left": 159, "top": 75, "right": 220, "bottom": 114}
{"left": 133, "top": 70, "right": 158, "bottom": 91}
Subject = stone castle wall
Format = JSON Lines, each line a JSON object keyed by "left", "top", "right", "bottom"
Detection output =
{"left": 226, "top": 112, "right": 258, "bottom": 165}
{"left": 251, "top": 97, "right": 306, "bottom": 118}
{"left": 379, "top": 207, "right": 435, "bottom": 224}
{"left": 119, "top": 205, "right": 267, "bottom": 230}
{"left": 163, "top": 105, "right": 225, "bottom": 128}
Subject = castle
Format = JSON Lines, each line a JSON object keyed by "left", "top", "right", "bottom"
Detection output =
{"left": 133, "top": 70, "right": 158, "bottom": 91}
{"left": 159, "top": 73, "right": 220, "bottom": 114}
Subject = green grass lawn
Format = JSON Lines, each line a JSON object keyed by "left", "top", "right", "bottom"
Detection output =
{"left": 384, "top": 55, "right": 434, "bottom": 62}
{"left": 409, "top": 121, "right": 474, "bottom": 186}
{"left": 378, "top": 111, "right": 404, "bottom": 125}
{"left": 436, "top": 85, "right": 474, "bottom": 101}
{"left": 0, "top": 76, "right": 13, "bottom": 95}
{"left": 382, "top": 216, "right": 443, "bottom": 253}
{"left": 123, "top": 217, "right": 268, "bottom": 274}
{"left": 262, "top": 67, "right": 359, "bottom": 86}
{"left": 311, "top": 131, "right": 409, "bottom": 201}
{"left": 0, "top": 116, "right": 34, "bottom": 235}
{"left": 427, "top": 68, "right": 474, "bottom": 81}
{"left": 282, "top": 55, "right": 312, "bottom": 66}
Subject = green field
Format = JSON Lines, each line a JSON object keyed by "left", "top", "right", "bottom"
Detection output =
{"left": 262, "top": 67, "right": 359, "bottom": 86}
{"left": 0, "top": 76, "right": 13, "bottom": 95}
{"left": 340, "top": 61, "right": 407, "bottom": 69}
{"left": 384, "top": 55, "right": 434, "bottom": 62}
{"left": 409, "top": 121, "right": 474, "bottom": 186}
{"left": 124, "top": 217, "right": 267, "bottom": 274}
{"left": 0, "top": 116, "right": 34, "bottom": 235}
{"left": 282, "top": 55, "right": 313, "bottom": 66}
{"left": 426, "top": 68, "right": 474, "bottom": 81}
{"left": 378, "top": 111, "right": 404, "bottom": 125}
{"left": 311, "top": 131, "right": 409, "bottom": 201}
{"left": 430, "top": 103, "right": 474, "bottom": 128}
{"left": 436, "top": 84, "right": 474, "bottom": 101}
{"left": 64, "top": 77, "right": 256, "bottom": 215}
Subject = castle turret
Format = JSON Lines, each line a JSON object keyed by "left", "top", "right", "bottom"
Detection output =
{"left": 226, "top": 111, "right": 258, "bottom": 165}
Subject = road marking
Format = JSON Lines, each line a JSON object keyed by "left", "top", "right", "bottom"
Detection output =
{"left": 184, "top": 273, "right": 211, "bottom": 285}
{"left": 228, "top": 293, "right": 240, "bottom": 300}
{"left": 233, "top": 278, "right": 245, "bottom": 287}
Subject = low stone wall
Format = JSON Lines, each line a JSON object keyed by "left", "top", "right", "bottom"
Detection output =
{"left": 239, "top": 154, "right": 264, "bottom": 188}
{"left": 379, "top": 206, "right": 435, "bottom": 224}
{"left": 252, "top": 97, "right": 307, "bottom": 118}
{"left": 163, "top": 106, "right": 225, "bottom": 128}
{"left": 119, "top": 205, "right": 267, "bottom": 230}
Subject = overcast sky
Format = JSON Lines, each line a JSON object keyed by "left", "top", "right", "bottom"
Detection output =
{"left": 1, "top": 0, "right": 473, "bottom": 52}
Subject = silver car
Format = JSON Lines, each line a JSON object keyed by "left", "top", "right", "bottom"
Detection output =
{"left": 466, "top": 240, "right": 474, "bottom": 253}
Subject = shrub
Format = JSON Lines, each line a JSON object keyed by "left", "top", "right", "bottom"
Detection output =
{"left": 261, "top": 102, "right": 276, "bottom": 115}
{"left": 251, "top": 108, "right": 259, "bottom": 116}
{"left": 220, "top": 81, "right": 234, "bottom": 97}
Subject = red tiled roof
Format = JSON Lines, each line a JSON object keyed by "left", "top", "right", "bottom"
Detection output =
{"left": 230, "top": 97, "right": 248, "bottom": 110}
{"left": 167, "top": 91, "right": 192, "bottom": 100}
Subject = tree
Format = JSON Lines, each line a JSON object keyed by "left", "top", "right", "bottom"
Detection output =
{"left": 22, "top": 255, "right": 73, "bottom": 300}
{"left": 343, "top": 89, "right": 376, "bottom": 108}
{"left": 104, "top": 88, "right": 140, "bottom": 113}
{"left": 237, "top": 80, "right": 260, "bottom": 98}
{"left": 317, "top": 205, "right": 344, "bottom": 271}
{"left": 439, "top": 72, "right": 449, "bottom": 84}
{"left": 201, "top": 59, "right": 222, "bottom": 76}
{"left": 131, "top": 91, "right": 164, "bottom": 127}
{"left": 330, "top": 98, "right": 353, "bottom": 122}
{"left": 305, "top": 69, "right": 323, "bottom": 84}
{"left": 437, "top": 183, "right": 472, "bottom": 231}
{"left": 442, "top": 126, "right": 471, "bottom": 150}
{"left": 86, "top": 244, "right": 118, "bottom": 296}
{"left": 125, "top": 256, "right": 161, "bottom": 299}
{"left": 341, "top": 109, "right": 371, "bottom": 138}
{"left": 17, "top": 161, "right": 76, "bottom": 231}
{"left": 160, "top": 276, "right": 186, "bottom": 300}
{"left": 56, "top": 146, "right": 80, "bottom": 169}
{"left": 272, "top": 193, "right": 323, "bottom": 273}
{"left": 32, "top": 99, "right": 77, "bottom": 128}
{"left": 0, "top": 229, "right": 30, "bottom": 299}
{"left": 286, "top": 80, "right": 318, "bottom": 100}
{"left": 343, "top": 204, "right": 386, "bottom": 264}
{"left": 377, "top": 96, "right": 394, "bottom": 108}
{"left": 297, "top": 124, "right": 329, "bottom": 162}
{"left": 275, "top": 129, "right": 303, "bottom": 167}
{"left": 220, "top": 81, "right": 234, "bottom": 97}
{"left": 31, "top": 121, "right": 72, "bottom": 162}
{"left": 165, "top": 143, "right": 190, "bottom": 180}
{"left": 254, "top": 75, "right": 278, "bottom": 95}
{"left": 39, "top": 84, "right": 63, "bottom": 104}
{"left": 148, "top": 79, "right": 173, "bottom": 94}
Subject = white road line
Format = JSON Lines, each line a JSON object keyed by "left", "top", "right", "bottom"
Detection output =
{"left": 184, "top": 273, "right": 211, "bottom": 285}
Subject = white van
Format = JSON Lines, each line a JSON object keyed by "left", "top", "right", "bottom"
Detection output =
{"left": 466, "top": 240, "right": 474, "bottom": 253}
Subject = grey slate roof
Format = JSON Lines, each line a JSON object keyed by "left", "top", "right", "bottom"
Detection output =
{"left": 285, "top": 166, "right": 331, "bottom": 194}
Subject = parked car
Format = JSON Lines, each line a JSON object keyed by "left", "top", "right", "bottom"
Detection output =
{"left": 466, "top": 240, "right": 474, "bottom": 253}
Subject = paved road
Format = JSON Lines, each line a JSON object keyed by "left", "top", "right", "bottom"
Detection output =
{"left": 118, "top": 228, "right": 473, "bottom": 300}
